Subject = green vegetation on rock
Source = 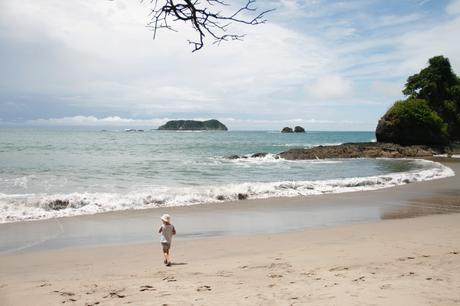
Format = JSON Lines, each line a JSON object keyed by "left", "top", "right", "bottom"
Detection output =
{"left": 376, "top": 56, "right": 460, "bottom": 145}
{"left": 158, "top": 119, "right": 228, "bottom": 131}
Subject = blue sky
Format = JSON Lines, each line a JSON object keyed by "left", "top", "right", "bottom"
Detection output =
{"left": 1, "top": 0, "right": 460, "bottom": 130}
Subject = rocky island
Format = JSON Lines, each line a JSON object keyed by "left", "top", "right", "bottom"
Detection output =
{"left": 158, "top": 119, "right": 228, "bottom": 131}
{"left": 281, "top": 126, "right": 306, "bottom": 133}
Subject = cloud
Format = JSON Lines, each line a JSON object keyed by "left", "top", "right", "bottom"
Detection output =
{"left": 27, "top": 116, "right": 169, "bottom": 127}
{"left": 446, "top": 0, "right": 460, "bottom": 15}
{"left": 370, "top": 81, "right": 403, "bottom": 98}
{"left": 1, "top": 0, "right": 459, "bottom": 131}
{"left": 304, "top": 75, "right": 353, "bottom": 99}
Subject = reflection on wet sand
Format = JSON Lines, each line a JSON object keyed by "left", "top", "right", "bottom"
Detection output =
{"left": 381, "top": 189, "right": 460, "bottom": 219}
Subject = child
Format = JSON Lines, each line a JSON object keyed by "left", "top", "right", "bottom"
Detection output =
{"left": 158, "top": 214, "right": 176, "bottom": 266}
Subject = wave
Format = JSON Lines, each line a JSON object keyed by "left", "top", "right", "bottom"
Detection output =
{"left": 219, "top": 153, "right": 343, "bottom": 164}
{"left": 272, "top": 142, "right": 344, "bottom": 148}
{"left": 0, "top": 160, "right": 454, "bottom": 224}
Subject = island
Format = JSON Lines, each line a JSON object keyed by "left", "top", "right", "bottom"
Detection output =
{"left": 158, "top": 119, "right": 228, "bottom": 131}
{"left": 281, "top": 126, "right": 306, "bottom": 133}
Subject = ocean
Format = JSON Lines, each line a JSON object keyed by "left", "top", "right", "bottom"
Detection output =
{"left": 0, "top": 128, "right": 454, "bottom": 223}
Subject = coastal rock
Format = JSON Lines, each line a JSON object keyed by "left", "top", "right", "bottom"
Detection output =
{"left": 294, "top": 126, "right": 306, "bottom": 133}
{"left": 376, "top": 107, "right": 449, "bottom": 146}
{"left": 278, "top": 142, "right": 438, "bottom": 160}
{"left": 225, "top": 154, "right": 241, "bottom": 160}
{"left": 48, "top": 199, "right": 70, "bottom": 210}
{"left": 281, "top": 127, "right": 293, "bottom": 133}
{"left": 158, "top": 119, "right": 228, "bottom": 131}
{"left": 251, "top": 152, "right": 268, "bottom": 158}
{"left": 237, "top": 193, "right": 248, "bottom": 200}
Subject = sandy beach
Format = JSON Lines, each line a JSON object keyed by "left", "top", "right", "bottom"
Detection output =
{"left": 1, "top": 159, "right": 460, "bottom": 305}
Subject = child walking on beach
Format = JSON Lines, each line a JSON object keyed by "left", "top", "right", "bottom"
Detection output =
{"left": 158, "top": 214, "right": 176, "bottom": 266}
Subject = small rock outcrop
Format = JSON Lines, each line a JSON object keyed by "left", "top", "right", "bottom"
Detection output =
{"left": 294, "top": 126, "right": 306, "bottom": 133}
{"left": 282, "top": 126, "right": 306, "bottom": 133}
{"left": 158, "top": 119, "right": 228, "bottom": 131}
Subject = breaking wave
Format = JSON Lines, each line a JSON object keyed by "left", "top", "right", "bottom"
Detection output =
{"left": 0, "top": 160, "right": 454, "bottom": 223}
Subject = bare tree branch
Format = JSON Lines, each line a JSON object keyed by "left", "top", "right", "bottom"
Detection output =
{"left": 144, "top": 0, "right": 274, "bottom": 52}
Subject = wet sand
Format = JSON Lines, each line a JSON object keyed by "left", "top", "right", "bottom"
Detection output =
{"left": 0, "top": 159, "right": 460, "bottom": 305}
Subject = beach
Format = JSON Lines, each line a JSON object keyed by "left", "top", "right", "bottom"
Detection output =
{"left": 1, "top": 159, "right": 460, "bottom": 305}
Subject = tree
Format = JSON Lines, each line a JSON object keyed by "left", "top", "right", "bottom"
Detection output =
{"left": 403, "top": 56, "right": 460, "bottom": 118}
{"left": 145, "top": 0, "right": 273, "bottom": 52}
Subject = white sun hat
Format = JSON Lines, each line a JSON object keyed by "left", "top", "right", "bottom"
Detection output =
{"left": 161, "top": 214, "right": 171, "bottom": 223}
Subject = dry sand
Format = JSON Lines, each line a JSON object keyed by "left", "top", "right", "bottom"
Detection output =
{"left": 1, "top": 159, "right": 460, "bottom": 305}
{"left": 1, "top": 214, "right": 460, "bottom": 305}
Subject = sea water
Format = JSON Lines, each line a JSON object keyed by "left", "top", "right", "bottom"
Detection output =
{"left": 0, "top": 128, "right": 454, "bottom": 223}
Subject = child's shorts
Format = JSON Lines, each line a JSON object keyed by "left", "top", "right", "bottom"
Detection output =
{"left": 161, "top": 242, "right": 171, "bottom": 252}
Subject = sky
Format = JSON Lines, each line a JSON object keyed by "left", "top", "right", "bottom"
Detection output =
{"left": 1, "top": 0, "right": 460, "bottom": 131}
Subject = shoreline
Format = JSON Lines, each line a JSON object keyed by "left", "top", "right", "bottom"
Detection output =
{"left": 1, "top": 158, "right": 459, "bottom": 255}
{"left": 0, "top": 157, "right": 455, "bottom": 225}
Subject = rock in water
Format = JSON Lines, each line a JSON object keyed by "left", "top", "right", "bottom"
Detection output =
{"left": 281, "top": 127, "right": 293, "bottom": 133}
{"left": 278, "top": 142, "right": 438, "bottom": 160}
{"left": 158, "top": 119, "right": 228, "bottom": 131}
{"left": 48, "top": 199, "right": 70, "bottom": 210}
{"left": 294, "top": 126, "right": 305, "bottom": 133}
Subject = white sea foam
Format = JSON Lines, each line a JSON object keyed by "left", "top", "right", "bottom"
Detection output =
{"left": 272, "top": 142, "right": 344, "bottom": 148}
{"left": 0, "top": 160, "right": 454, "bottom": 224}
{"left": 434, "top": 154, "right": 460, "bottom": 158}
{"left": 220, "top": 153, "right": 343, "bottom": 165}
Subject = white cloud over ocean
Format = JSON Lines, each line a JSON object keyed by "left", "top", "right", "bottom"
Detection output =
{"left": 1, "top": 0, "right": 460, "bottom": 130}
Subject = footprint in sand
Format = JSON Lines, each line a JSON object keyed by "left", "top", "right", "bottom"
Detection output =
{"left": 380, "top": 284, "right": 391, "bottom": 289}
{"left": 397, "top": 256, "right": 416, "bottom": 261}
{"left": 54, "top": 291, "right": 75, "bottom": 297}
{"left": 162, "top": 276, "right": 177, "bottom": 282}
{"left": 39, "top": 282, "right": 51, "bottom": 288}
{"left": 140, "top": 285, "right": 156, "bottom": 292}
{"left": 301, "top": 271, "right": 316, "bottom": 277}
{"left": 103, "top": 289, "right": 126, "bottom": 299}
{"left": 449, "top": 251, "right": 458, "bottom": 255}
{"left": 352, "top": 276, "right": 366, "bottom": 282}
{"left": 85, "top": 302, "right": 100, "bottom": 306}
{"left": 216, "top": 270, "right": 232, "bottom": 277}
{"left": 268, "top": 274, "right": 283, "bottom": 278}
{"left": 329, "top": 266, "right": 349, "bottom": 272}
{"left": 196, "top": 285, "right": 212, "bottom": 292}
{"left": 61, "top": 298, "right": 77, "bottom": 303}
{"left": 400, "top": 272, "right": 416, "bottom": 277}
{"left": 84, "top": 284, "right": 98, "bottom": 295}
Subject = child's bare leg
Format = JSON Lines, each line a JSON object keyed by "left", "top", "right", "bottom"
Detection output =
{"left": 162, "top": 244, "right": 169, "bottom": 264}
